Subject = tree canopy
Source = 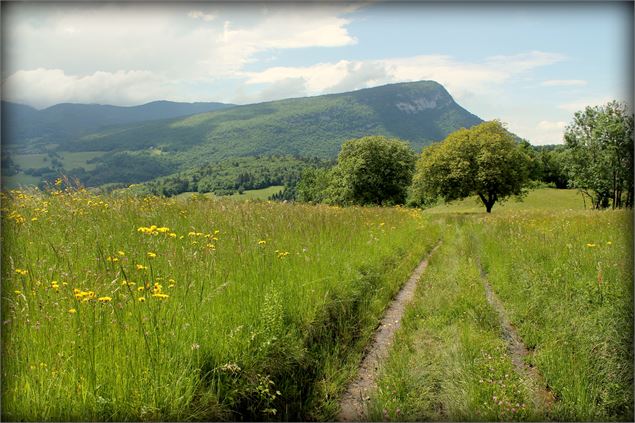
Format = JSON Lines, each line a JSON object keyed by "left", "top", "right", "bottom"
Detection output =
{"left": 297, "top": 135, "right": 417, "bottom": 206}
{"left": 410, "top": 120, "right": 530, "bottom": 212}
{"left": 563, "top": 100, "right": 633, "bottom": 209}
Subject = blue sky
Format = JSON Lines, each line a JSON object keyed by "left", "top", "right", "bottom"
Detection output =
{"left": 2, "top": 1, "right": 632, "bottom": 145}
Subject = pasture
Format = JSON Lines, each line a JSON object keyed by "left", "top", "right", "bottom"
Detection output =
{"left": 1, "top": 186, "right": 439, "bottom": 421}
{"left": 1, "top": 187, "right": 632, "bottom": 421}
{"left": 370, "top": 208, "right": 633, "bottom": 421}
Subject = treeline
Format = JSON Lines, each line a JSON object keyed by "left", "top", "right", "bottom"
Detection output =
{"left": 129, "top": 156, "right": 332, "bottom": 197}
{"left": 293, "top": 101, "right": 633, "bottom": 212}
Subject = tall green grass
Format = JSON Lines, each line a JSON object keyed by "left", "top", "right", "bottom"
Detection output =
{"left": 425, "top": 188, "right": 586, "bottom": 214}
{"left": 369, "top": 220, "right": 543, "bottom": 421}
{"left": 1, "top": 187, "right": 440, "bottom": 421}
{"left": 477, "top": 210, "right": 633, "bottom": 421}
{"left": 370, "top": 209, "right": 633, "bottom": 421}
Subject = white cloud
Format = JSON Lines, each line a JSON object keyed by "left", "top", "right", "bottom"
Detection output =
{"left": 531, "top": 120, "right": 568, "bottom": 145}
{"left": 537, "top": 120, "right": 567, "bottom": 130}
{"left": 2, "top": 3, "right": 360, "bottom": 107}
{"left": 188, "top": 10, "right": 217, "bottom": 22}
{"left": 2, "top": 68, "right": 181, "bottom": 109}
{"left": 484, "top": 51, "right": 565, "bottom": 73}
{"left": 558, "top": 97, "right": 613, "bottom": 112}
{"left": 541, "top": 79, "right": 587, "bottom": 87}
{"left": 241, "top": 51, "right": 566, "bottom": 102}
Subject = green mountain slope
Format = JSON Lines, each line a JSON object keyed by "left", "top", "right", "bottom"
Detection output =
{"left": 4, "top": 81, "right": 483, "bottom": 189}
{"left": 66, "top": 81, "right": 481, "bottom": 161}
{"left": 1, "top": 100, "right": 235, "bottom": 153}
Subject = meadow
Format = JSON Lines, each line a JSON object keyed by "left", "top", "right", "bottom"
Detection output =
{"left": 0, "top": 185, "right": 440, "bottom": 421}
{"left": 370, "top": 207, "right": 633, "bottom": 421}
{"left": 175, "top": 186, "right": 285, "bottom": 202}
{"left": 1, "top": 186, "right": 633, "bottom": 421}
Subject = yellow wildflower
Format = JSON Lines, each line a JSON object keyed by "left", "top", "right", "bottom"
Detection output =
{"left": 117, "top": 251, "right": 126, "bottom": 256}
{"left": 137, "top": 286, "right": 145, "bottom": 292}
{"left": 136, "top": 264, "right": 148, "bottom": 271}
{"left": 137, "top": 297, "right": 146, "bottom": 302}
{"left": 14, "top": 290, "right": 22, "bottom": 295}
{"left": 97, "top": 296, "right": 112, "bottom": 303}
{"left": 152, "top": 293, "right": 169, "bottom": 300}
{"left": 258, "top": 240, "right": 267, "bottom": 245}
{"left": 586, "top": 243, "right": 597, "bottom": 248}
{"left": 15, "top": 268, "right": 28, "bottom": 276}
{"left": 68, "top": 308, "right": 77, "bottom": 314}
{"left": 147, "top": 252, "right": 157, "bottom": 258}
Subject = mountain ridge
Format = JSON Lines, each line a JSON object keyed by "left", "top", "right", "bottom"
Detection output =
{"left": 2, "top": 80, "right": 484, "bottom": 189}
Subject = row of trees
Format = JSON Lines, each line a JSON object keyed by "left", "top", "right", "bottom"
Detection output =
{"left": 564, "top": 101, "right": 633, "bottom": 209}
{"left": 297, "top": 101, "right": 633, "bottom": 212}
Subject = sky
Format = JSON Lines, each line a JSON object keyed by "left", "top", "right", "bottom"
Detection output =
{"left": 1, "top": 1, "right": 632, "bottom": 145}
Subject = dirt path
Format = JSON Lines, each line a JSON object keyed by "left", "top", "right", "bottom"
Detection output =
{"left": 480, "top": 268, "right": 555, "bottom": 412}
{"left": 337, "top": 242, "right": 441, "bottom": 421}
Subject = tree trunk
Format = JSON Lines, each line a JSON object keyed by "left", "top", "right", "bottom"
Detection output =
{"left": 478, "top": 192, "right": 495, "bottom": 213}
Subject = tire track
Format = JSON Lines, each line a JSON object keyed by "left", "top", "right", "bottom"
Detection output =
{"left": 337, "top": 242, "right": 441, "bottom": 421}
{"left": 479, "top": 266, "right": 556, "bottom": 413}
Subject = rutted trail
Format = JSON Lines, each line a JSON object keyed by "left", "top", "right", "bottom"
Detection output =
{"left": 480, "top": 267, "right": 556, "bottom": 413}
{"left": 337, "top": 242, "right": 441, "bottom": 421}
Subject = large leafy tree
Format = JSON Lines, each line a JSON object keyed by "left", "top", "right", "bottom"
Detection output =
{"left": 564, "top": 101, "right": 634, "bottom": 209}
{"left": 410, "top": 120, "right": 530, "bottom": 213}
{"left": 332, "top": 136, "right": 417, "bottom": 205}
{"left": 298, "top": 136, "right": 417, "bottom": 205}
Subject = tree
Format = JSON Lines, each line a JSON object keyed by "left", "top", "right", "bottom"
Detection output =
{"left": 296, "top": 167, "right": 332, "bottom": 203}
{"left": 410, "top": 120, "right": 530, "bottom": 213}
{"left": 564, "top": 101, "right": 634, "bottom": 209}
{"left": 329, "top": 136, "right": 417, "bottom": 206}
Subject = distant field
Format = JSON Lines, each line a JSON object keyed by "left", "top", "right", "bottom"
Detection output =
{"left": 1, "top": 174, "right": 41, "bottom": 189}
{"left": 176, "top": 185, "right": 284, "bottom": 201}
{"left": 5, "top": 152, "right": 105, "bottom": 188}
{"left": 425, "top": 188, "right": 586, "bottom": 213}
{"left": 12, "top": 151, "right": 103, "bottom": 171}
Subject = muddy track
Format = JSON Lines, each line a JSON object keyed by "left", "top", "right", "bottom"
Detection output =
{"left": 479, "top": 266, "right": 556, "bottom": 412}
{"left": 337, "top": 242, "right": 441, "bottom": 421}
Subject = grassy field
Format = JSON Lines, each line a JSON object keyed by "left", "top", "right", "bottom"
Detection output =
{"left": 4, "top": 152, "right": 104, "bottom": 189}
{"left": 1, "top": 187, "right": 439, "bottom": 421}
{"left": 1, "top": 187, "right": 632, "bottom": 421}
{"left": 175, "top": 186, "right": 284, "bottom": 202}
{"left": 370, "top": 206, "right": 633, "bottom": 421}
{"left": 12, "top": 152, "right": 103, "bottom": 171}
{"left": 425, "top": 188, "right": 586, "bottom": 213}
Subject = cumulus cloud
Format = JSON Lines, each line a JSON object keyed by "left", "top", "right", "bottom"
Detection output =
{"left": 530, "top": 120, "right": 568, "bottom": 144}
{"left": 2, "top": 2, "right": 360, "bottom": 106}
{"left": 241, "top": 51, "right": 566, "bottom": 102}
{"left": 188, "top": 10, "right": 217, "bottom": 22}
{"left": 2, "top": 68, "right": 181, "bottom": 109}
